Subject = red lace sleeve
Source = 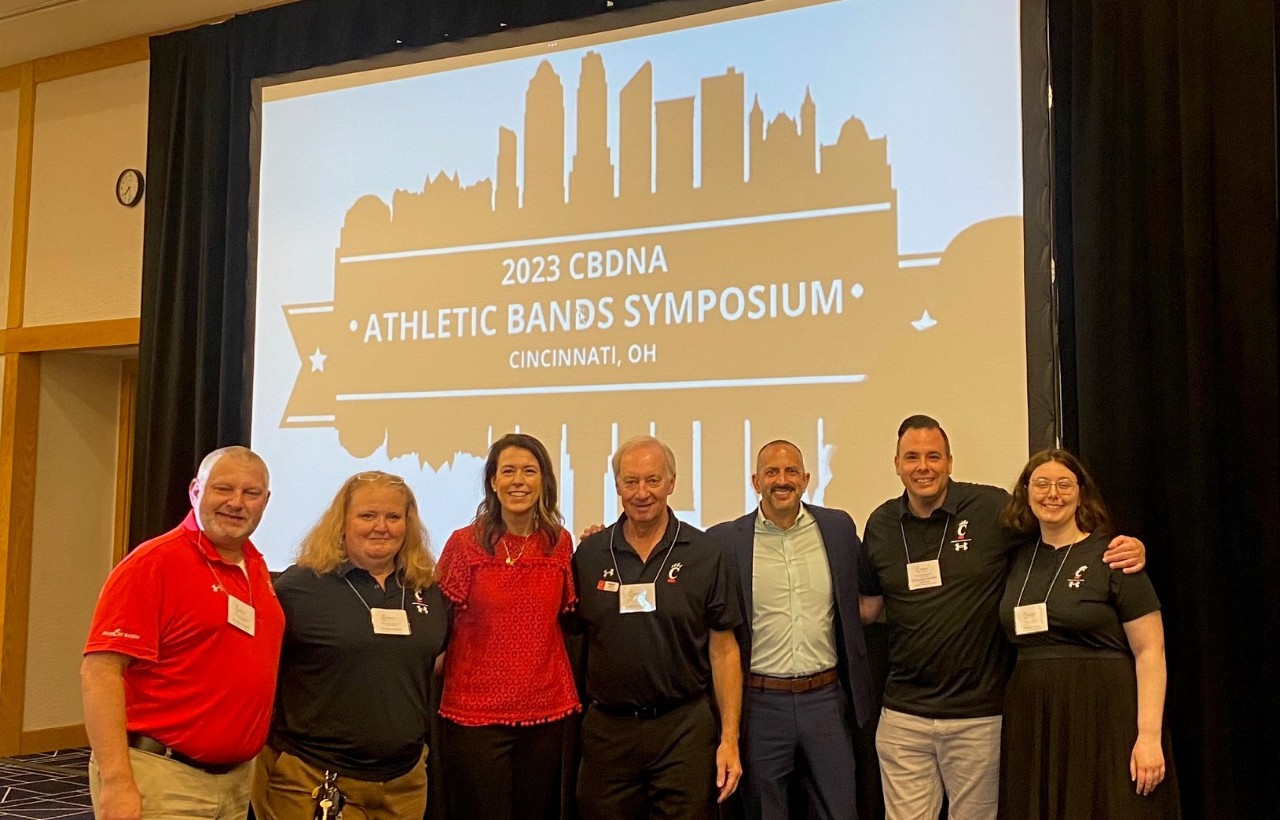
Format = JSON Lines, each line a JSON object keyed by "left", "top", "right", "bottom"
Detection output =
{"left": 436, "top": 528, "right": 476, "bottom": 607}
{"left": 555, "top": 529, "right": 577, "bottom": 613}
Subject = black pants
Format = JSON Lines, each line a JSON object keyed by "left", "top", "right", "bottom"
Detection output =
{"left": 578, "top": 698, "right": 718, "bottom": 820}
{"left": 442, "top": 718, "right": 565, "bottom": 820}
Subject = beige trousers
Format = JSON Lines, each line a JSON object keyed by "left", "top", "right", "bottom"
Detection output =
{"left": 875, "top": 707, "right": 1002, "bottom": 820}
{"left": 250, "top": 744, "right": 427, "bottom": 820}
{"left": 89, "top": 748, "right": 253, "bottom": 819}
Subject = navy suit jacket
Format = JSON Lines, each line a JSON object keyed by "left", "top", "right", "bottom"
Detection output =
{"left": 708, "top": 504, "right": 875, "bottom": 728}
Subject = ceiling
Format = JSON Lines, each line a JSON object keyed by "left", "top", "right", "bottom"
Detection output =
{"left": 0, "top": 0, "right": 295, "bottom": 68}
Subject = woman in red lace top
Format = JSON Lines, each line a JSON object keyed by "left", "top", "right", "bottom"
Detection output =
{"left": 436, "top": 432, "right": 580, "bottom": 820}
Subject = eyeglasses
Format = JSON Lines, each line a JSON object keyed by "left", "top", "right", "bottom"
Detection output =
{"left": 354, "top": 471, "right": 406, "bottom": 485}
{"left": 1029, "top": 477, "right": 1078, "bottom": 493}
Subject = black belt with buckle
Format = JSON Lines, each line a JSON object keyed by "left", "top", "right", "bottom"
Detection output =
{"left": 593, "top": 695, "right": 700, "bottom": 720}
{"left": 127, "top": 733, "right": 243, "bottom": 776}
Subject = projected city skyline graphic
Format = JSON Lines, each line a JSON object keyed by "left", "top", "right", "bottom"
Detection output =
{"left": 331, "top": 55, "right": 895, "bottom": 254}
{"left": 277, "top": 49, "right": 1025, "bottom": 537}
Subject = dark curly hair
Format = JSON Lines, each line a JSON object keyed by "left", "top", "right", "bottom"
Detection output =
{"left": 1001, "top": 448, "right": 1112, "bottom": 536}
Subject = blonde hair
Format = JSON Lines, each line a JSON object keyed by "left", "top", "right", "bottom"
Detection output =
{"left": 296, "top": 471, "right": 434, "bottom": 589}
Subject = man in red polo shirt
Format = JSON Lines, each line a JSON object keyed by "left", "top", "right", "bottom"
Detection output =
{"left": 82, "top": 446, "right": 284, "bottom": 820}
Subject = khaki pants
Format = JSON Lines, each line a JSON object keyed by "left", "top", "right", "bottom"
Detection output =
{"left": 875, "top": 707, "right": 1002, "bottom": 820}
{"left": 89, "top": 748, "right": 252, "bottom": 819}
{"left": 251, "top": 744, "right": 427, "bottom": 820}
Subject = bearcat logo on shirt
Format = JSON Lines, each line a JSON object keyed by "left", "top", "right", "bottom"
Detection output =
{"left": 413, "top": 590, "right": 430, "bottom": 614}
{"left": 667, "top": 562, "right": 684, "bottom": 583}
{"left": 951, "top": 519, "right": 971, "bottom": 551}
{"left": 1067, "top": 565, "right": 1088, "bottom": 588}
{"left": 102, "top": 628, "right": 140, "bottom": 640}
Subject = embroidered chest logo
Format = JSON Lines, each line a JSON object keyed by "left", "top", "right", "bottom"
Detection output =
{"left": 951, "top": 519, "right": 972, "bottom": 552}
{"left": 413, "top": 590, "right": 430, "bottom": 614}
{"left": 597, "top": 568, "right": 619, "bottom": 592}
{"left": 667, "top": 562, "right": 684, "bottom": 584}
{"left": 1067, "top": 565, "right": 1089, "bottom": 588}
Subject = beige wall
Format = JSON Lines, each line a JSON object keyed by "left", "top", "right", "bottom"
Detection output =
{"left": 24, "top": 352, "right": 124, "bottom": 730}
{"left": 1, "top": 87, "right": 15, "bottom": 446}
{"left": 23, "top": 60, "right": 147, "bottom": 327}
{"left": 0, "top": 56, "right": 147, "bottom": 742}
{"left": 0, "top": 87, "right": 17, "bottom": 315}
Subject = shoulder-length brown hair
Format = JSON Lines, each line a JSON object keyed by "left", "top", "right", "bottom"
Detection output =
{"left": 296, "top": 471, "right": 435, "bottom": 589}
{"left": 1000, "top": 449, "right": 1112, "bottom": 537}
{"left": 473, "top": 433, "right": 562, "bottom": 554}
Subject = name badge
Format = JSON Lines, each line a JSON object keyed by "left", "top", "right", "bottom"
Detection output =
{"left": 371, "top": 608, "right": 412, "bottom": 635}
{"left": 598, "top": 580, "right": 620, "bottom": 593}
{"left": 1014, "top": 602, "right": 1049, "bottom": 635}
{"left": 906, "top": 560, "right": 942, "bottom": 590}
{"left": 619, "top": 582, "right": 657, "bottom": 614}
{"left": 227, "top": 595, "right": 255, "bottom": 635}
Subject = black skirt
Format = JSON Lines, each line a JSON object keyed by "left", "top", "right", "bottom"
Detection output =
{"left": 998, "top": 649, "right": 1181, "bottom": 820}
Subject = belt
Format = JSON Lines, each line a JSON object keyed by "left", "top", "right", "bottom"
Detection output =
{"left": 747, "top": 668, "right": 839, "bottom": 693}
{"left": 592, "top": 695, "right": 700, "bottom": 720}
{"left": 127, "top": 733, "right": 243, "bottom": 776}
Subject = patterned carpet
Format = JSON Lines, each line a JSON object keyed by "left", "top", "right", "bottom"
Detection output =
{"left": 0, "top": 748, "right": 92, "bottom": 819}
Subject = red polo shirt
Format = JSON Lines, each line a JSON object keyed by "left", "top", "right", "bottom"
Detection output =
{"left": 84, "top": 512, "right": 285, "bottom": 764}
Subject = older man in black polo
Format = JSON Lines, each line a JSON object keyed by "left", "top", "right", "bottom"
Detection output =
{"left": 572, "top": 435, "right": 744, "bottom": 820}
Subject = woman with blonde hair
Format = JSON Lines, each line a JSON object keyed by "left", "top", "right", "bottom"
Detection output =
{"left": 252, "top": 471, "right": 448, "bottom": 819}
{"left": 437, "top": 433, "right": 580, "bottom": 820}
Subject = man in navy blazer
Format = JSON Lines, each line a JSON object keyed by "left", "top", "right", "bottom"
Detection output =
{"left": 707, "top": 440, "right": 874, "bottom": 820}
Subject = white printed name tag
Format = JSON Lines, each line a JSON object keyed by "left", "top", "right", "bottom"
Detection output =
{"left": 227, "top": 595, "right": 256, "bottom": 636}
{"left": 906, "top": 560, "right": 943, "bottom": 591}
{"left": 1014, "top": 603, "right": 1049, "bottom": 635}
{"left": 371, "top": 608, "right": 412, "bottom": 635}
{"left": 619, "top": 582, "right": 657, "bottom": 613}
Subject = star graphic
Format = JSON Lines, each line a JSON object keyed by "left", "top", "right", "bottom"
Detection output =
{"left": 309, "top": 347, "right": 327, "bottom": 372}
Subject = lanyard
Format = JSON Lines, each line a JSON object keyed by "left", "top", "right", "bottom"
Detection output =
{"left": 344, "top": 573, "right": 407, "bottom": 613}
{"left": 196, "top": 533, "right": 253, "bottom": 607}
{"left": 899, "top": 514, "right": 951, "bottom": 565}
{"left": 1014, "top": 537, "right": 1079, "bottom": 608}
{"left": 608, "top": 518, "right": 682, "bottom": 584}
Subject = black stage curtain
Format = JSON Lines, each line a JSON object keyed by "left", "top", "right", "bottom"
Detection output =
{"left": 1051, "top": 0, "right": 1280, "bottom": 815}
{"left": 132, "top": 0, "right": 610, "bottom": 545}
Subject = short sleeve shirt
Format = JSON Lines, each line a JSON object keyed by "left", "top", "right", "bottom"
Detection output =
{"left": 270, "top": 565, "right": 448, "bottom": 781}
{"left": 859, "top": 482, "right": 1024, "bottom": 718}
{"left": 572, "top": 513, "right": 743, "bottom": 708}
{"left": 83, "top": 512, "right": 285, "bottom": 764}
{"left": 436, "top": 526, "right": 581, "bottom": 726}
{"left": 999, "top": 532, "right": 1160, "bottom": 652}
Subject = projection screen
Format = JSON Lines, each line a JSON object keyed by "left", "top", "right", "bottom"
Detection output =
{"left": 250, "top": 0, "right": 1046, "bottom": 568}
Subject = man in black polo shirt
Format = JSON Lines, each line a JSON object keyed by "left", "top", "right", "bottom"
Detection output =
{"left": 573, "top": 435, "right": 744, "bottom": 820}
{"left": 858, "top": 415, "right": 1145, "bottom": 820}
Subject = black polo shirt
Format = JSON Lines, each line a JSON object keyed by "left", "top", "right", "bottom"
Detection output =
{"left": 572, "top": 512, "right": 742, "bottom": 709}
{"left": 999, "top": 532, "right": 1160, "bottom": 652}
{"left": 859, "top": 481, "right": 1025, "bottom": 719}
{"left": 270, "top": 563, "right": 449, "bottom": 780}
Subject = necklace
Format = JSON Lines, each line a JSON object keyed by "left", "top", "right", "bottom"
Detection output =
{"left": 501, "top": 533, "right": 530, "bottom": 566}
